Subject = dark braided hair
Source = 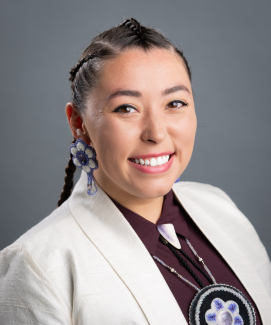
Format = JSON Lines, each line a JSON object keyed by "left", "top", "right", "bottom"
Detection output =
{"left": 121, "top": 18, "right": 146, "bottom": 40}
{"left": 58, "top": 138, "right": 76, "bottom": 207}
{"left": 58, "top": 18, "right": 191, "bottom": 206}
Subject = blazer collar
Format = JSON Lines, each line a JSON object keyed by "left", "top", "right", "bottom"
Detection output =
{"left": 172, "top": 183, "right": 271, "bottom": 324}
{"left": 69, "top": 172, "right": 187, "bottom": 325}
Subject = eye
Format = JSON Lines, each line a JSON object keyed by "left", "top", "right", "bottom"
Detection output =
{"left": 167, "top": 100, "right": 188, "bottom": 109}
{"left": 113, "top": 104, "right": 137, "bottom": 114}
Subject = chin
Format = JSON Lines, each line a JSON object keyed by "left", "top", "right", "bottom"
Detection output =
{"left": 128, "top": 179, "right": 175, "bottom": 199}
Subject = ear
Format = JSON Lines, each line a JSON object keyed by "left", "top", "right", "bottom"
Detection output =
{"left": 65, "top": 102, "right": 91, "bottom": 144}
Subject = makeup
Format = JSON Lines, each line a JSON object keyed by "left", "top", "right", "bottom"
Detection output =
{"left": 128, "top": 153, "right": 174, "bottom": 174}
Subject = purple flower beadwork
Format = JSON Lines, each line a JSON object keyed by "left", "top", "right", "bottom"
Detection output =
{"left": 234, "top": 316, "right": 243, "bottom": 325}
{"left": 205, "top": 298, "right": 244, "bottom": 325}
{"left": 229, "top": 303, "right": 238, "bottom": 313}
{"left": 214, "top": 299, "right": 224, "bottom": 311}
{"left": 70, "top": 139, "right": 98, "bottom": 195}
{"left": 206, "top": 313, "right": 216, "bottom": 322}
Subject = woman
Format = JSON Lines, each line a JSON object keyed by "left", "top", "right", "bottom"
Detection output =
{"left": 0, "top": 18, "right": 270, "bottom": 324}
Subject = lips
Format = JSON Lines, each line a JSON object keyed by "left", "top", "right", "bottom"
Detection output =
{"left": 128, "top": 153, "right": 175, "bottom": 174}
{"left": 129, "top": 154, "right": 172, "bottom": 167}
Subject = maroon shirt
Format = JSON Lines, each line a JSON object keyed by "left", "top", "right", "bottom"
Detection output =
{"left": 112, "top": 190, "right": 262, "bottom": 324}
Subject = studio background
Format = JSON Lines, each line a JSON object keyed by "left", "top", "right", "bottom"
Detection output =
{"left": 0, "top": 1, "right": 270, "bottom": 256}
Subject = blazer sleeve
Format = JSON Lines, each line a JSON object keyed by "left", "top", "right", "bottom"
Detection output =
{"left": 211, "top": 184, "right": 271, "bottom": 296}
{"left": 0, "top": 245, "right": 72, "bottom": 324}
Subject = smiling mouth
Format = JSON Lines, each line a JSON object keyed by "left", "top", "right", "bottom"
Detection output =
{"left": 128, "top": 153, "right": 174, "bottom": 167}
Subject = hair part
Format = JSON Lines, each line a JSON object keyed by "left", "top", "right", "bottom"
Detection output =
{"left": 58, "top": 18, "right": 191, "bottom": 206}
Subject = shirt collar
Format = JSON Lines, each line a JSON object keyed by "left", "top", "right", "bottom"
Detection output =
{"left": 112, "top": 190, "right": 190, "bottom": 255}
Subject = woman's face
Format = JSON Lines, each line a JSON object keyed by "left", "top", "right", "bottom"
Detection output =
{"left": 81, "top": 48, "right": 197, "bottom": 200}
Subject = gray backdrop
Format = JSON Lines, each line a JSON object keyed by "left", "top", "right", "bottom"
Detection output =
{"left": 1, "top": 1, "right": 270, "bottom": 257}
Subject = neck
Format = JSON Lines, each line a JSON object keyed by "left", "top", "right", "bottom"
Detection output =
{"left": 96, "top": 176, "right": 164, "bottom": 224}
{"left": 115, "top": 195, "right": 164, "bottom": 224}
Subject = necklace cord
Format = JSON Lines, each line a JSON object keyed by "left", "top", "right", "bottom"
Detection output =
{"left": 185, "top": 238, "right": 217, "bottom": 284}
{"left": 165, "top": 242, "right": 205, "bottom": 288}
{"left": 153, "top": 255, "right": 201, "bottom": 292}
{"left": 175, "top": 246, "right": 213, "bottom": 284}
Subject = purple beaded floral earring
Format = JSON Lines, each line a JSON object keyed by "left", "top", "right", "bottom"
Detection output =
{"left": 70, "top": 139, "right": 99, "bottom": 195}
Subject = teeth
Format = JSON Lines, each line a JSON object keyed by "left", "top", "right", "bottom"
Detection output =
{"left": 157, "top": 157, "right": 163, "bottom": 166}
{"left": 150, "top": 158, "right": 157, "bottom": 167}
{"left": 132, "top": 155, "right": 171, "bottom": 166}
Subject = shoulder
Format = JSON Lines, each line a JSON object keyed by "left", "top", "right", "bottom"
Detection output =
{"left": 0, "top": 199, "right": 91, "bottom": 277}
{"left": 173, "top": 181, "right": 237, "bottom": 207}
{"left": 10, "top": 200, "right": 78, "bottom": 249}
{"left": 173, "top": 180, "right": 255, "bottom": 232}
{"left": 0, "top": 201, "right": 79, "bottom": 321}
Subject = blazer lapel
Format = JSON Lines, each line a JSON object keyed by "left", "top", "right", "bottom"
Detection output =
{"left": 172, "top": 183, "right": 271, "bottom": 324}
{"left": 69, "top": 173, "right": 187, "bottom": 325}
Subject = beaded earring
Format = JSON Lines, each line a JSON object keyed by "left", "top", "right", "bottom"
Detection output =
{"left": 175, "top": 176, "right": 181, "bottom": 183}
{"left": 70, "top": 139, "right": 98, "bottom": 195}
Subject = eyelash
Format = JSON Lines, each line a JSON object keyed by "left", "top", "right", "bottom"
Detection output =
{"left": 166, "top": 100, "right": 188, "bottom": 109}
{"left": 113, "top": 105, "right": 137, "bottom": 114}
{"left": 113, "top": 100, "right": 188, "bottom": 114}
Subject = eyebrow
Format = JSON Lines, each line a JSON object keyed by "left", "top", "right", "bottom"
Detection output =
{"left": 105, "top": 90, "right": 141, "bottom": 102}
{"left": 105, "top": 84, "right": 190, "bottom": 102}
{"left": 163, "top": 85, "right": 190, "bottom": 95}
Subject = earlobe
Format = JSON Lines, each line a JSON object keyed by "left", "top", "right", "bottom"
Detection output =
{"left": 81, "top": 122, "right": 92, "bottom": 145}
{"left": 65, "top": 102, "right": 91, "bottom": 144}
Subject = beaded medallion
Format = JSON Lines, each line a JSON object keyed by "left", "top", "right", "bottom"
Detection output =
{"left": 189, "top": 284, "right": 256, "bottom": 325}
{"left": 154, "top": 224, "right": 257, "bottom": 325}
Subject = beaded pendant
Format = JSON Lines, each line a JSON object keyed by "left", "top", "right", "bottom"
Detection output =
{"left": 154, "top": 224, "right": 256, "bottom": 325}
{"left": 189, "top": 284, "right": 256, "bottom": 325}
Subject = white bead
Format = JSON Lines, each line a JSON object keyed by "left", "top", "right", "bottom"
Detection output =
{"left": 85, "top": 148, "right": 93, "bottom": 158}
{"left": 76, "top": 141, "right": 85, "bottom": 152}
{"left": 70, "top": 146, "right": 78, "bottom": 156}
{"left": 82, "top": 165, "right": 91, "bottom": 173}
{"left": 88, "top": 159, "right": 96, "bottom": 168}
{"left": 73, "top": 158, "right": 81, "bottom": 167}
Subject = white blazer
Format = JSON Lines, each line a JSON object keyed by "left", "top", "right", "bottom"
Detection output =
{"left": 0, "top": 172, "right": 271, "bottom": 324}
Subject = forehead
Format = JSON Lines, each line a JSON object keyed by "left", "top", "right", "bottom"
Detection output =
{"left": 95, "top": 48, "right": 192, "bottom": 96}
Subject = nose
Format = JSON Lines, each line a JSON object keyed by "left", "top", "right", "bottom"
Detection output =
{"left": 141, "top": 109, "right": 167, "bottom": 144}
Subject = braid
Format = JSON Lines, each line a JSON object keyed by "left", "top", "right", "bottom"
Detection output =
{"left": 176, "top": 246, "right": 213, "bottom": 283}
{"left": 57, "top": 139, "right": 76, "bottom": 207}
{"left": 69, "top": 54, "right": 97, "bottom": 82}
{"left": 166, "top": 243, "right": 204, "bottom": 288}
{"left": 121, "top": 18, "right": 145, "bottom": 40}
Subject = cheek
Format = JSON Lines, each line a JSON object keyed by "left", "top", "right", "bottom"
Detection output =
{"left": 89, "top": 117, "right": 138, "bottom": 166}
{"left": 173, "top": 111, "right": 197, "bottom": 149}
